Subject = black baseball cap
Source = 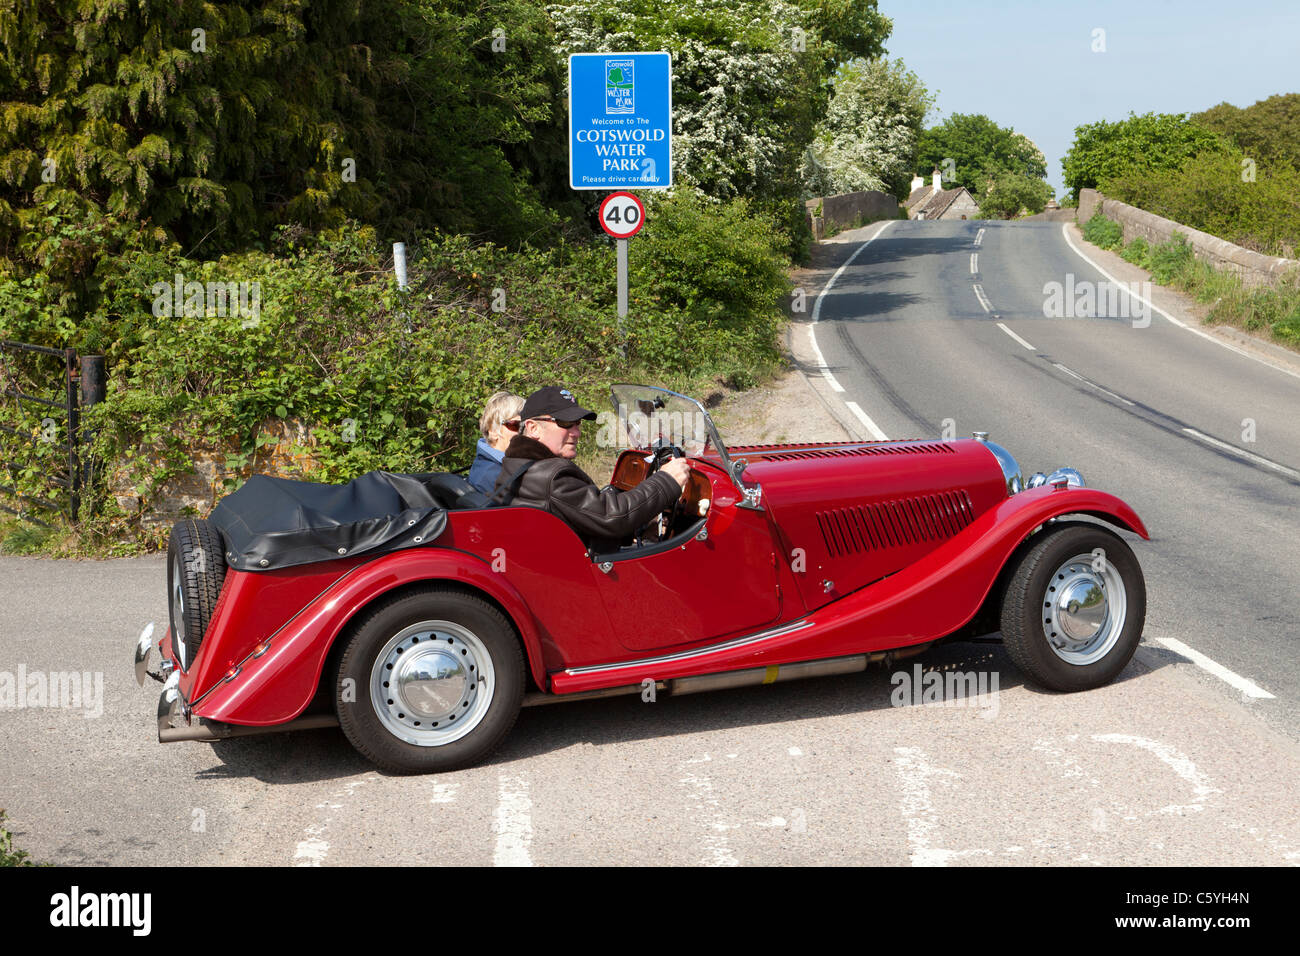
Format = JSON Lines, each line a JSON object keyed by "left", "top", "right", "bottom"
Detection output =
{"left": 520, "top": 386, "right": 597, "bottom": 423}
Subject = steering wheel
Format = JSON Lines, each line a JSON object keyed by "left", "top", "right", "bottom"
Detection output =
{"left": 642, "top": 439, "right": 688, "bottom": 541}
{"left": 647, "top": 438, "right": 685, "bottom": 472}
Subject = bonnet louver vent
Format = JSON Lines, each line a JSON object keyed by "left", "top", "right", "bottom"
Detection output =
{"left": 758, "top": 442, "right": 955, "bottom": 462}
{"left": 816, "top": 490, "right": 975, "bottom": 557}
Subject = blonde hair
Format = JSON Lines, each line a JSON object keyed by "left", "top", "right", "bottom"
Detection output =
{"left": 479, "top": 391, "right": 524, "bottom": 440}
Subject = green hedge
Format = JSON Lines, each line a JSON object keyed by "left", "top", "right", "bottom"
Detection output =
{"left": 0, "top": 191, "right": 789, "bottom": 548}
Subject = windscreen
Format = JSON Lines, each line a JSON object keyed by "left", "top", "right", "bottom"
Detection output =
{"left": 608, "top": 385, "right": 728, "bottom": 465}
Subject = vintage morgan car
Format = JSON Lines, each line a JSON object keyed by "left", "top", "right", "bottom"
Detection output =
{"left": 134, "top": 384, "right": 1148, "bottom": 773}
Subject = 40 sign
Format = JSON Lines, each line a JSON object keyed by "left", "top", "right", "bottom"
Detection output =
{"left": 599, "top": 192, "right": 645, "bottom": 239}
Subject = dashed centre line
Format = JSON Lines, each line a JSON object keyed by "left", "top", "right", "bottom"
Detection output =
{"left": 996, "top": 322, "right": 1035, "bottom": 351}
{"left": 972, "top": 284, "right": 991, "bottom": 312}
{"left": 1181, "top": 428, "right": 1300, "bottom": 481}
{"left": 1050, "top": 362, "right": 1135, "bottom": 406}
{"left": 970, "top": 252, "right": 978, "bottom": 274}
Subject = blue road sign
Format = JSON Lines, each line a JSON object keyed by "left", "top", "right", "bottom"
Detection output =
{"left": 569, "top": 52, "right": 672, "bottom": 191}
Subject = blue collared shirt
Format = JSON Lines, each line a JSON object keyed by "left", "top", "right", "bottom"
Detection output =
{"left": 468, "top": 438, "right": 505, "bottom": 494}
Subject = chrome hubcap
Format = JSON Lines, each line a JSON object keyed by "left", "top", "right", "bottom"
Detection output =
{"left": 1041, "top": 553, "right": 1126, "bottom": 665}
{"left": 370, "top": 620, "right": 495, "bottom": 747}
{"left": 171, "top": 559, "right": 187, "bottom": 670}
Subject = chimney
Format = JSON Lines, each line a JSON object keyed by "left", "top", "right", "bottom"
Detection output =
{"left": 932, "top": 168, "right": 943, "bottom": 192}
{"left": 911, "top": 174, "right": 924, "bottom": 193}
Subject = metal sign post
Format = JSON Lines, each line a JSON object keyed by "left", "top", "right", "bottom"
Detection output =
{"left": 617, "top": 239, "right": 628, "bottom": 318}
{"left": 599, "top": 192, "right": 646, "bottom": 347}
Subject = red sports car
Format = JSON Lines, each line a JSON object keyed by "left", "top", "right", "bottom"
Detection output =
{"left": 135, "top": 384, "right": 1148, "bottom": 773}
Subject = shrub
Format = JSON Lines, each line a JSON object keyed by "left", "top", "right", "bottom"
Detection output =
{"left": 3, "top": 197, "right": 790, "bottom": 547}
{"left": 1120, "top": 237, "right": 1151, "bottom": 268}
{"left": 1102, "top": 150, "right": 1300, "bottom": 257}
{"left": 1148, "top": 232, "right": 1196, "bottom": 284}
{"left": 1081, "top": 211, "right": 1124, "bottom": 250}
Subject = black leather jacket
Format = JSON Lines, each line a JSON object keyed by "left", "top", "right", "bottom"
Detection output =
{"left": 492, "top": 435, "right": 680, "bottom": 553}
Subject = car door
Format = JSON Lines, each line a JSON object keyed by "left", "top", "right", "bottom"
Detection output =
{"left": 588, "top": 472, "right": 782, "bottom": 652}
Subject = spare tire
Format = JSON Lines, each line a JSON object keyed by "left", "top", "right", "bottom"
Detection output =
{"left": 166, "top": 519, "right": 228, "bottom": 671}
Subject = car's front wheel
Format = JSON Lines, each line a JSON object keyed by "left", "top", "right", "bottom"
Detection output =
{"left": 333, "top": 588, "right": 524, "bottom": 773}
{"left": 999, "top": 522, "right": 1146, "bottom": 692}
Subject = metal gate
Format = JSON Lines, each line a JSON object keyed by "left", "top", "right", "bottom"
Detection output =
{"left": 0, "top": 341, "right": 105, "bottom": 525}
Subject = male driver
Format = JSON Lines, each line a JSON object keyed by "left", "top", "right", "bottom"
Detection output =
{"left": 494, "top": 386, "right": 690, "bottom": 552}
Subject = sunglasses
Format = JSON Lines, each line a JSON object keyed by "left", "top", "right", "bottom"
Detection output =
{"left": 534, "top": 416, "right": 583, "bottom": 430}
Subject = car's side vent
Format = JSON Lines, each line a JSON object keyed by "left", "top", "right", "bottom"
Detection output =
{"left": 760, "top": 442, "right": 956, "bottom": 462}
{"left": 816, "top": 490, "right": 975, "bottom": 557}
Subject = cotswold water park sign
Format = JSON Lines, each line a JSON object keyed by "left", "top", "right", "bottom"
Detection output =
{"left": 569, "top": 52, "right": 672, "bottom": 190}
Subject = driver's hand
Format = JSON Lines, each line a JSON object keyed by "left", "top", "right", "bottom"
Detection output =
{"left": 662, "top": 458, "right": 691, "bottom": 488}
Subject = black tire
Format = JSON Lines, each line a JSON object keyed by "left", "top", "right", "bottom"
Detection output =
{"left": 332, "top": 588, "right": 524, "bottom": 774}
{"left": 999, "top": 522, "right": 1145, "bottom": 692}
{"left": 166, "top": 519, "right": 228, "bottom": 671}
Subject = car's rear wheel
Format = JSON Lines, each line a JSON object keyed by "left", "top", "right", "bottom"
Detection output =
{"left": 999, "top": 522, "right": 1145, "bottom": 691}
{"left": 166, "top": 519, "right": 227, "bottom": 671}
{"left": 333, "top": 588, "right": 524, "bottom": 773}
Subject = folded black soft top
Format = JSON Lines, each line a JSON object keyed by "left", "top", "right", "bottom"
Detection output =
{"left": 210, "top": 470, "right": 449, "bottom": 571}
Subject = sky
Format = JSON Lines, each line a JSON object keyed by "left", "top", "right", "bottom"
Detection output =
{"left": 877, "top": 0, "right": 1300, "bottom": 196}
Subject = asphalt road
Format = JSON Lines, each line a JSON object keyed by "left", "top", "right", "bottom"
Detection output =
{"left": 2, "top": 219, "right": 1299, "bottom": 867}
{"left": 800, "top": 217, "right": 1300, "bottom": 742}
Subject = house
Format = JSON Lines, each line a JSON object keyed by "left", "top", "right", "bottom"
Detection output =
{"left": 904, "top": 169, "right": 980, "bottom": 221}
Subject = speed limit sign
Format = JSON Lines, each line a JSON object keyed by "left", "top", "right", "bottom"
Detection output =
{"left": 599, "top": 191, "right": 646, "bottom": 238}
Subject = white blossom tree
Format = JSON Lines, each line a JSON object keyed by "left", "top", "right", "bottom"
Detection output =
{"left": 802, "top": 58, "right": 934, "bottom": 200}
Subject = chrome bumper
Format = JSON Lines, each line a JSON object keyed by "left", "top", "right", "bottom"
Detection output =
{"left": 131, "top": 621, "right": 187, "bottom": 738}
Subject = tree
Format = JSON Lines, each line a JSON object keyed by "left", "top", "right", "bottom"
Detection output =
{"left": 1060, "top": 112, "right": 1227, "bottom": 199}
{"left": 802, "top": 58, "right": 934, "bottom": 200}
{"left": 916, "top": 114, "right": 1046, "bottom": 193}
{"left": 548, "top": 0, "right": 893, "bottom": 249}
{"left": 0, "top": 0, "right": 572, "bottom": 307}
{"left": 1194, "top": 93, "right": 1300, "bottom": 171}
{"left": 976, "top": 170, "right": 1053, "bottom": 219}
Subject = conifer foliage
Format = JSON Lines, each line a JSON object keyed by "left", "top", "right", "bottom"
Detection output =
{"left": 0, "top": 1, "right": 565, "bottom": 293}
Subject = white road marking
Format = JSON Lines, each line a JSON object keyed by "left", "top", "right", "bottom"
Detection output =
{"left": 1051, "top": 362, "right": 1136, "bottom": 405}
{"left": 1181, "top": 428, "right": 1300, "bottom": 481}
{"left": 892, "top": 747, "right": 989, "bottom": 866}
{"left": 974, "top": 228, "right": 985, "bottom": 247}
{"left": 679, "top": 754, "right": 740, "bottom": 866}
{"left": 806, "top": 323, "right": 844, "bottom": 392}
{"left": 809, "top": 219, "right": 896, "bottom": 394}
{"left": 294, "top": 773, "right": 378, "bottom": 866}
{"left": 788, "top": 746, "right": 803, "bottom": 757}
{"left": 492, "top": 774, "right": 534, "bottom": 867}
{"left": 844, "top": 401, "right": 889, "bottom": 440}
{"left": 970, "top": 252, "right": 978, "bottom": 274}
{"left": 293, "top": 828, "right": 329, "bottom": 867}
{"left": 972, "top": 283, "right": 991, "bottom": 312}
{"left": 429, "top": 782, "right": 459, "bottom": 804}
{"left": 1061, "top": 223, "right": 1300, "bottom": 384}
{"left": 996, "top": 321, "right": 1035, "bottom": 351}
{"left": 1091, "top": 734, "right": 1223, "bottom": 809}
{"left": 1154, "top": 636, "right": 1277, "bottom": 699}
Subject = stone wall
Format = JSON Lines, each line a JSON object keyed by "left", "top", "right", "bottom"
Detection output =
{"left": 805, "top": 190, "right": 901, "bottom": 239}
{"left": 109, "top": 418, "right": 321, "bottom": 526}
{"left": 1021, "top": 207, "right": 1078, "bottom": 223}
{"left": 1078, "top": 188, "right": 1298, "bottom": 288}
